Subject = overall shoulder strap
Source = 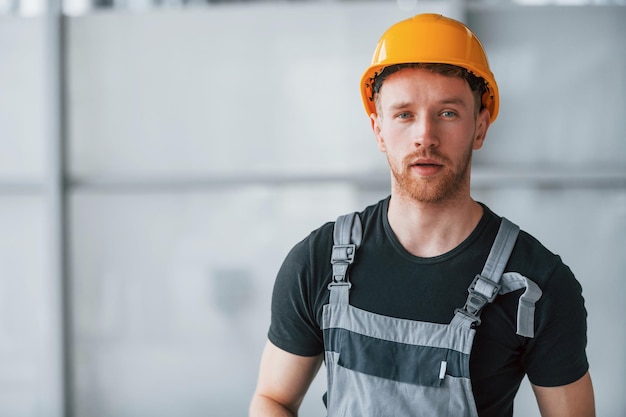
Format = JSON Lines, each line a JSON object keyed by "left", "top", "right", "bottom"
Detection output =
{"left": 451, "top": 217, "right": 520, "bottom": 329}
{"left": 328, "top": 212, "right": 362, "bottom": 305}
{"left": 499, "top": 272, "right": 543, "bottom": 338}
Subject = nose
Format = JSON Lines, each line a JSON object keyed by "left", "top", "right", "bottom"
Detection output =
{"left": 413, "top": 115, "right": 439, "bottom": 148}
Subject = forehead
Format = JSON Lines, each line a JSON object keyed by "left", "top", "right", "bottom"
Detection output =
{"left": 377, "top": 67, "right": 473, "bottom": 106}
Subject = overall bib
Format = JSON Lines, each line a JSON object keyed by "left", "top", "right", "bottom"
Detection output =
{"left": 322, "top": 213, "right": 541, "bottom": 417}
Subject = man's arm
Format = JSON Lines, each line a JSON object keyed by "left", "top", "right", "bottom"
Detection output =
{"left": 249, "top": 340, "right": 323, "bottom": 417}
{"left": 532, "top": 371, "right": 595, "bottom": 417}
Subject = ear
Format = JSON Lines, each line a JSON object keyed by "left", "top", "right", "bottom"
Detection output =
{"left": 370, "top": 113, "right": 386, "bottom": 153}
{"left": 472, "top": 108, "right": 491, "bottom": 150}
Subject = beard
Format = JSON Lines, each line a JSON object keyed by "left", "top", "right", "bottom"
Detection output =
{"left": 388, "top": 144, "right": 474, "bottom": 205}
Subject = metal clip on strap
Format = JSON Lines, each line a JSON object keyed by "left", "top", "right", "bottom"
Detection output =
{"left": 469, "top": 274, "right": 501, "bottom": 309}
{"left": 329, "top": 244, "right": 356, "bottom": 288}
{"left": 328, "top": 212, "right": 362, "bottom": 291}
{"left": 454, "top": 274, "right": 501, "bottom": 326}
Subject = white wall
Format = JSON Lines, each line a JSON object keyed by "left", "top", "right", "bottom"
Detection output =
{"left": 0, "top": 2, "right": 624, "bottom": 416}
{"left": 0, "top": 15, "right": 63, "bottom": 417}
{"left": 67, "top": 4, "right": 462, "bottom": 416}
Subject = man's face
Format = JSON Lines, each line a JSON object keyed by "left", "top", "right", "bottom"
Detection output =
{"left": 371, "top": 68, "right": 490, "bottom": 205}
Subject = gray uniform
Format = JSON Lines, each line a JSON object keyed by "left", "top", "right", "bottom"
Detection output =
{"left": 323, "top": 214, "right": 541, "bottom": 416}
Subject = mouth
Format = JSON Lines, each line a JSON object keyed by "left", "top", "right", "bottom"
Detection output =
{"left": 409, "top": 158, "right": 444, "bottom": 176}
{"left": 410, "top": 158, "right": 444, "bottom": 168}
{"left": 413, "top": 162, "right": 442, "bottom": 167}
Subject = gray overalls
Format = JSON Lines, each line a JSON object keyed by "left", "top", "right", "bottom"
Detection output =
{"left": 322, "top": 213, "right": 542, "bottom": 417}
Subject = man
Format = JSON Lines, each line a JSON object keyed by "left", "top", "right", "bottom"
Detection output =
{"left": 249, "top": 14, "right": 594, "bottom": 417}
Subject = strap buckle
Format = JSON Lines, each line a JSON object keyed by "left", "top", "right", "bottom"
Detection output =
{"left": 469, "top": 274, "right": 501, "bottom": 304}
{"left": 328, "top": 280, "right": 352, "bottom": 290}
{"left": 331, "top": 244, "right": 356, "bottom": 265}
{"left": 455, "top": 274, "right": 502, "bottom": 326}
{"left": 329, "top": 244, "right": 356, "bottom": 288}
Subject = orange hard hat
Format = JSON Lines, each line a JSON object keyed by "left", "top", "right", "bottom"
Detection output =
{"left": 361, "top": 13, "right": 499, "bottom": 123}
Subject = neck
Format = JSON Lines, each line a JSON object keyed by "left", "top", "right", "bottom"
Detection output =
{"left": 386, "top": 193, "right": 484, "bottom": 258}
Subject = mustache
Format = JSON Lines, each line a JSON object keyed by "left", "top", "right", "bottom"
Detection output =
{"left": 403, "top": 149, "right": 450, "bottom": 165}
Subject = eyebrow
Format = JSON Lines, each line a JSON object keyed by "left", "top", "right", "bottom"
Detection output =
{"left": 386, "top": 97, "right": 469, "bottom": 111}
{"left": 388, "top": 101, "right": 413, "bottom": 111}
{"left": 439, "top": 97, "right": 469, "bottom": 108}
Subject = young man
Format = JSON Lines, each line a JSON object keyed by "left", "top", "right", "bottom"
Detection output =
{"left": 249, "top": 14, "right": 594, "bottom": 417}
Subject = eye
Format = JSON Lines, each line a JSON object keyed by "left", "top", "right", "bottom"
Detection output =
{"left": 395, "top": 112, "right": 413, "bottom": 120}
{"left": 441, "top": 110, "right": 458, "bottom": 118}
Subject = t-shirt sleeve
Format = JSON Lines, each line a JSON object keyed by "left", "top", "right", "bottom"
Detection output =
{"left": 267, "top": 236, "right": 326, "bottom": 357}
{"left": 522, "top": 259, "right": 590, "bottom": 387}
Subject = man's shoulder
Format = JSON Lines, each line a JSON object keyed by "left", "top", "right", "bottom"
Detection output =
{"left": 509, "top": 224, "right": 575, "bottom": 290}
{"left": 301, "top": 197, "right": 386, "bottom": 246}
{"left": 285, "top": 197, "right": 387, "bottom": 265}
{"left": 479, "top": 204, "right": 573, "bottom": 288}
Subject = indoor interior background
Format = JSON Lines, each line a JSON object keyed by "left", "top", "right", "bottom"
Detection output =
{"left": 0, "top": 0, "right": 624, "bottom": 416}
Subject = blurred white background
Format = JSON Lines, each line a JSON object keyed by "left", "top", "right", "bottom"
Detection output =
{"left": 0, "top": 0, "right": 624, "bottom": 416}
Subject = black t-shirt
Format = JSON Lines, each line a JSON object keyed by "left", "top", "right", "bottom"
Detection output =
{"left": 268, "top": 197, "right": 589, "bottom": 417}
